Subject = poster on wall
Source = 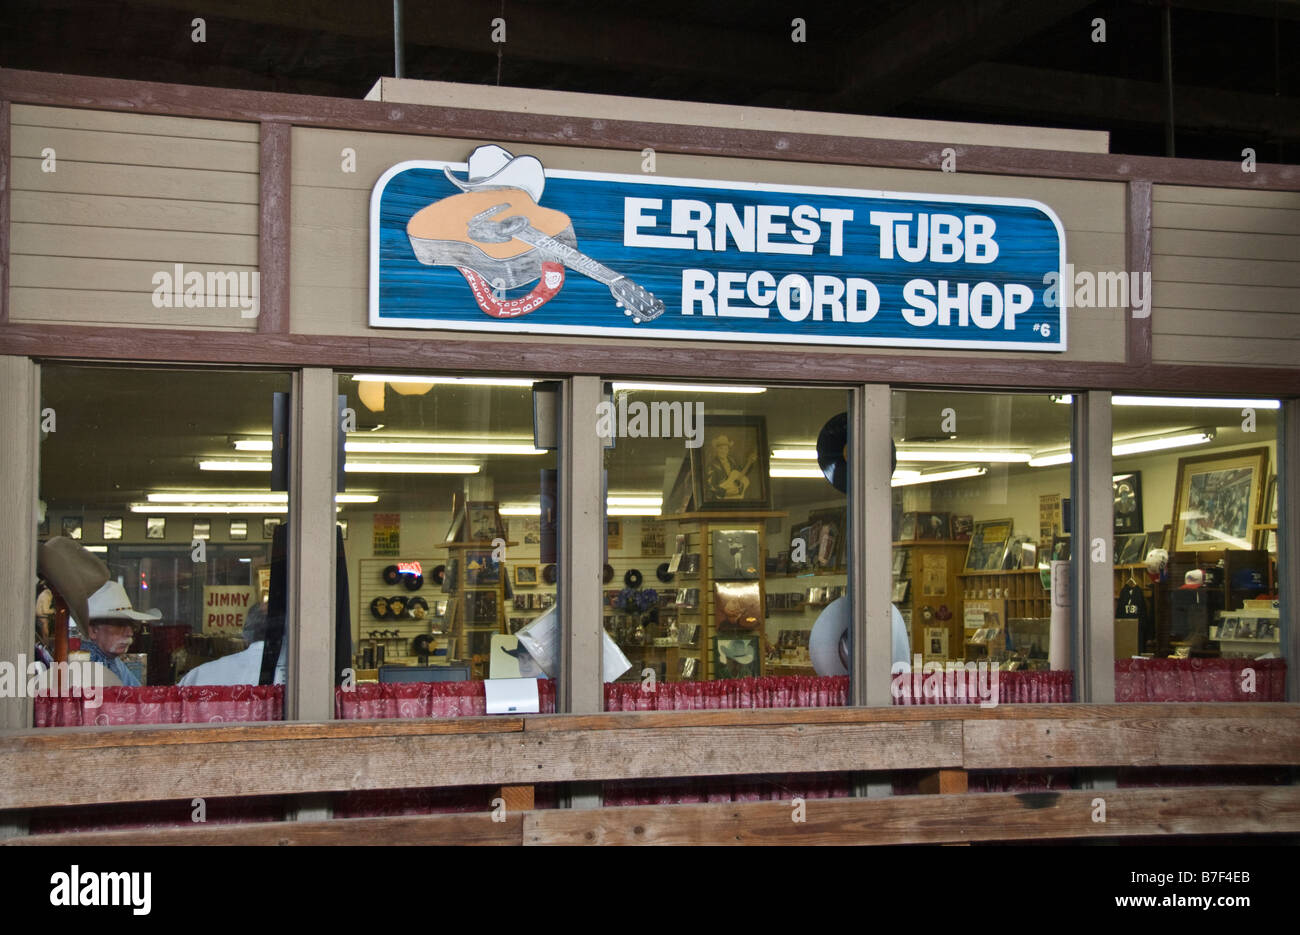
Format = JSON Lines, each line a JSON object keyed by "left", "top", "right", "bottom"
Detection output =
{"left": 202, "top": 586, "right": 256, "bottom": 636}
{"left": 372, "top": 512, "right": 401, "bottom": 557}
{"left": 370, "top": 146, "right": 1067, "bottom": 351}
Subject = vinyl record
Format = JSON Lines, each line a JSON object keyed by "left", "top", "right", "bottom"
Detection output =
{"left": 816, "top": 413, "right": 849, "bottom": 493}
{"left": 369, "top": 596, "right": 390, "bottom": 619}
{"left": 431, "top": 564, "right": 446, "bottom": 586}
{"left": 603, "top": 563, "right": 614, "bottom": 584}
{"left": 656, "top": 562, "right": 675, "bottom": 583}
{"left": 411, "top": 633, "right": 434, "bottom": 655}
{"left": 816, "top": 413, "right": 898, "bottom": 492}
{"left": 624, "top": 568, "right": 643, "bottom": 589}
{"left": 381, "top": 564, "right": 401, "bottom": 586}
{"left": 407, "top": 596, "right": 429, "bottom": 619}
{"left": 387, "top": 595, "right": 407, "bottom": 619}
{"left": 542, "top": 564, "right": 557, "bottom": 585}
{"left": 403, "top": 572, "right": 424, "bottom": 591}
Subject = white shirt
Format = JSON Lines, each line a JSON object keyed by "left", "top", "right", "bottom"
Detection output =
{"left": 179, "top": 640, "right": 287, "bottom": 687}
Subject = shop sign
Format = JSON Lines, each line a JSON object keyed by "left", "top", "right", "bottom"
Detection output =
{"left": 202, "top": 585, "right": 256, "bottom": 636}
{"left": 370, "top": 146, "right": 1067, "bottom": 351}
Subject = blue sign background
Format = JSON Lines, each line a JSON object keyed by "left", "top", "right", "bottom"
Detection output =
{"left": 371, "top": 162, "right": 1066, "bottom": 351}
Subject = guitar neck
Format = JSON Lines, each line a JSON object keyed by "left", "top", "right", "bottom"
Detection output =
{"left": 512, "top": 226, "right": 621, "bottom": 285}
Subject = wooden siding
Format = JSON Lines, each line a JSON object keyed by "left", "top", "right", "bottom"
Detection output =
{"left": 1152, "top": 185, "right": 1300, "bottom": 367}
{"left": 7, "top": 105, "right": 259, "bottom": 331}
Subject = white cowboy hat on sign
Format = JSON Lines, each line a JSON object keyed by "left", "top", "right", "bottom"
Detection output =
{"left": 443, "top": 144, "right": 546, "bottom": 203}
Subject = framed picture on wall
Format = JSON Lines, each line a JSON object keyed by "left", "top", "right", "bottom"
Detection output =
{"left": 964, "top": 518, "right": 1013, "bottom": 572}
{"left": 606, "top": 519, "right": 623, "bottom": 550}
{"left": 1171, "top": 448, "right": 1269, "bottom": 552}
{"left": 690, "top": 415, "right": 770, "bottom": 511}
{"left": 146, "top": 516, "right": 166, "bottom": 539}
{"left": 229, "top": 519, "right": 248, "bottom": 541}
{"left": 102, "top": 517, "right": 123, "bottom": 541}
{"left": 61, "top": 516, "right": 83, "bottom": 540}
{"left": 263, "top": 517, "right": 281, "bottom": 539}
{"left": 916, "top": 511, "right": 950, "bottom": 540}
{"left": 1112, "top": 472, "right": 1143, "bottom": 535}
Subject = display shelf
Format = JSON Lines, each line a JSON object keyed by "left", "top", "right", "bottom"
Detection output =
{"left": 895, "top": 541, "right": 970, "bottom": 659}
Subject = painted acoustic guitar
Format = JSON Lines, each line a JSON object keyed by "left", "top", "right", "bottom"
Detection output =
{"left": 407, "top": 189, "right": 665, "bottom": 323}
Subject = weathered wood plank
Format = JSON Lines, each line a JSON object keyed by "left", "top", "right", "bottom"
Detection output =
{"left": 1154, "top": 281, "right": 1300, "bottom": 314}
{"left": 522, "top": 786, "right": 1300, "bottom": 845}
{"left": 963, "top": 716, "right": 1300, "bottom": 770}
{"left": 11, "top": 104, "right": 259, "bottom": 142}
{"left": 1127, "top": 179, "right": 1153, "bottom": 366}
{"left": 1153, "top": 254, "right": 1300, "bottom": 288}
{"left": 918, "top": 768, "right": 969, "bottom": 796}
{"left": 259, "top": 121, "right": 290, "bottom": 334}
{"left": 10, "top": 156, "right": 258, "bottom": 203}
{"left": 1154, "top": 227, "right": 1300, "bottom": 262}
{"left": 11, "top": 125, "right": 258, "bottom": 173}
{"left": 10, "top": 222, "right": 257, "bottom": 265}
{"left": 5, "top": 812, "right": 522, "bottom": 846}
{"left": 11, "top": 190, "right": 257, "bottom": 235}
{"left": 1153, "top": 201, "right": 1300, "bottom": 235}
{"left": 1153, "top": 308, "right": 1300, "bottom": 338}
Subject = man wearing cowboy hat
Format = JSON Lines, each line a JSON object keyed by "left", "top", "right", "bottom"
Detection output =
{"left": 81, "top": 579, "right": 160, "bottom": 687}
{"left": 705, "top": 434, "right": 751, "bottom": 501}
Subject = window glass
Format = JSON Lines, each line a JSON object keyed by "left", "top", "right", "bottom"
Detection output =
{"left": 1110, "top": 396, "right": 1284, "bottom": 701}
{"left": 601, "top": 382, "right": 851, "bottom": 706}
{"left": 36, "top": 365, "right": 293, "bottom": 717}
{"left": 890, "top": 389, "right": 1076, "bottom": 705}
{"left": 336, "top": 373, "right": 559, "bottom": 707}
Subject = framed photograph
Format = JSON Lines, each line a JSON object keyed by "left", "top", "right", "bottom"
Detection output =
{"left": 1003, "top": 534, "right": 1032, "bottom": 570}
{"left": 712, "top": 529, "right": 760, "bottom": 579}
{"left": 892, "top": 549, "right": 907, "bottom": 577}
{"left": 714, "top": 635, "right": 760, "bottom": 679}
{"left": 714, "top": 579, "right": 763, "bottom": 631}
{"left": 950, "top": 514, "right": 973, "bottom": 541}
{"left": 465, "top": 501, "right": 504, "bottom": 543}
{"left": 1117, "top": 533, "right": 1147, "bottom": 566}
{"left": 1112, "top": 472, "right": 1143, "bottom": 535}
{"left": 61, "top": 516, "right": 83, "bottom": 540}
{"left": 898, "top": 512, "right": 918, "bottom": 542}
{"left": 810, "top": 508, "right": 846, "bottom": 571}
{"left": 916, "top": 511, "right": 950, "bottom": 541}
{"left": 229, "top": 519, "right": 248, "bottom": 541}
{"left": 263, "top": 517, "right": 281, "bottom": 540}
{"left": 146, "top": 516, "right": 166, "bottom": 540}
{"left": 964, "top": 518, "right": 1013, "bottom": 572}
{"left": 690, "top": 415, "right": 770, "bottom": 511}
{"left": 192, "top": 519, "right": 211, "bottom": 541}
{"left": 102, "top": 516, "right": 123, "bottom": 541}
{"left": 514, "top": 564, "right": 538, "bottom": 587}
{"left": 891, "top": 579, "right": 911, "bottom": 603}
{"left": 1171, "top": 448, "right": 1269, "bottom": 552}
{"left": 606, "top": 518, "right": 623, "bottom": 550}
{"left": 1051, "top": 535, "right": 1072, "bottom": 563}
{"left": 661, "top": 456, "right": 695, "bottom": 516}
{"left": 640, "top": 518, "right": 665, "bottom": 556}
{"left": 465, "top": 550, "right": 500, "bottom": 586}
{"left": 466, "top": 590, "right": 499, "bottom": 624}
{"left": 1219, "top": 620, "right": 1238, "bottom": 640}
{"left": 442, "top": 557, "right": 459, "bottom": 594}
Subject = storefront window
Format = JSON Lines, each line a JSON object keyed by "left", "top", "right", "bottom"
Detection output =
{"left": 335, "top": 373, "right": 560, "bottom": 712}
{"left": 890, "top": 389, "right": 1076, "bottom": 704}
{"left": 1109, "top": 396, "right": 1285, "bottom": 701}
{"left": 601, "top": 382, "right": 851, "bottom": 708}
{"left": 36, "top": 365, "right": 294, "bottom": 721}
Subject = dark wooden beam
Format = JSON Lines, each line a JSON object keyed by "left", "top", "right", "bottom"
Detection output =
{"left": 257, "top": 121, "right": 290, "bottom": 334}
{"left": 1126, "top": 180, "right": 1153, "bottom": 366}
{"left": 4, "top": 322, "right": 1300, "bottom": 394}
{"left": 2, "top": 68, "right": 1297, "bottom": 190}
{"left": 0, "top": 100, "right": 8, "bottom": 325}
{"left": 832, "top": 0, "right": 1094, "bottom": 113}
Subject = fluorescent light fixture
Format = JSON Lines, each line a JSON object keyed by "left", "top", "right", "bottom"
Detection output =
{"left": 130, "top": 504, "right": 287, "bottom": 514}
{"left": 608, "top": 506, "right": 662, "bottom": 516}
{"left": 1027, "top": 451, "right": 1074, "bottom": 468}
{"left": 499, "top": 504, "right": 541, "bottom": 516}
{"left": 770, "top": 466, "right": 826, "bottom": 478}
{"left": 891, "top": 470, "right": 922, "bottom": 482}
{"left": 1112, "top": 430, "right": 1214, "bottom": 456}
{"left": 234, "top": 438, "right": 543, "bottom": 456}
{"left": 610, "top": 382, "right": 766, "bottom": 394}
{"left": 895, "top": 449, "right": 1031, "bottom": 463}
{"left": 84, "top": 545, "right": 108, "bottom": 553}
{"left": 607, "top": 496, "right": 663, "bottom": 508}
{"left": 771, "top": 448, "right": 819, "bottom": 460}
{"left": 1053, "top": 394, "right": 1279, "bottom": 409}
{"left": 344, "top": 462, "right": 480, "bottom": 474}
{"left": 200, "top": 460, "right": 271, "bottom": 472}
{"left": 238, "top": 558, "right": 252, "bottom": 563}
{"left": 351, "top": 374, "right": 537, "bottom": 387}
{"left": 147, "top": 492, "right": 377, "bottom": 504}
{"left": 891, "top": 466, "right": 988, "bottom": 487}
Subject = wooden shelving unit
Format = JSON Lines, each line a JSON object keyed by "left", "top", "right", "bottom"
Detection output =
{"left": 893, "top": 540, "right": 970, "bottom": 659}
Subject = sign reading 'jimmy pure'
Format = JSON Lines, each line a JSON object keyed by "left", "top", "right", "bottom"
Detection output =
{"left": 369, "top": 146, "right": 1067, "bottom": 351}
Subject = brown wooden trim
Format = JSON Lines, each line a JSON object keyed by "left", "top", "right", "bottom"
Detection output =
{"left": 257, "top": 121, "right": 290, "bottom": 334}
{"left": 918, "top": 768, "right": 969, "bottom": 796}
{"left": 3, "top": 705, "right": 1296, "bottom": 812}
{"left": 1126, "top": 180, "right": 1153, "bottom": 366}
{"left": 521, "top": 786, "right": 1300, "bottom": 845}
{"left": 5, "top": 811, "right": 524, "bottom": 846}
{"left": 2, "top": 68, "right": 1297, "bottom": 191}
{"left": 0, "top": 99, "right": 8, "bottom": 326}
{"left": 2, "top": 323, "right": 1300, "bottom": 394}
{"left": 8, "top": 786, "right": 1298, "bottom": 845}
{"left": 499, "top": 785, "right": 535, "bottom": 812}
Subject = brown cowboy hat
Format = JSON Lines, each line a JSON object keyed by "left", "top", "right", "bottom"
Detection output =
{"left": 37, "top": 536, "right": 110, "bottom": 628}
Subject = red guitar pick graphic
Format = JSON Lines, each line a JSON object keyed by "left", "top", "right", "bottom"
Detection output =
{"left": 459, "top": 261, "right": 565, "bottom": 318}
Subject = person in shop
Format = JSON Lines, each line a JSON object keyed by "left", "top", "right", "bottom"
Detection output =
{"left": 33, "top": 587, "right": 55, "bottom": 669}
{"left": 179, "top": 599, "right": 287, "bottom": 686}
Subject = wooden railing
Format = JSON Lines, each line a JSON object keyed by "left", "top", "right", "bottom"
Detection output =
{"left": 2, "top": 704, "right": 1298, "bottom": 845}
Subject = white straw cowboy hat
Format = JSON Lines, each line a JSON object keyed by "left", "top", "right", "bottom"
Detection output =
{"left": 443, "top": 144, "right": 546, "bottom": 203}
{"left": 85, "top": 580, "right": 161, "bottom": 624}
